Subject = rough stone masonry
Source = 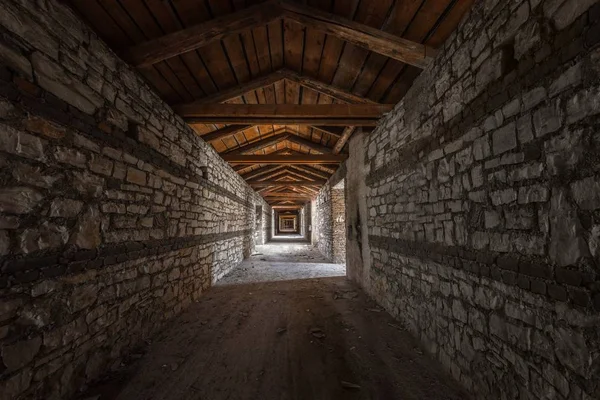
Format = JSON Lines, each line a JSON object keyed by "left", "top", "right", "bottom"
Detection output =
{"left": 343, "top": 0, "right": 600, "bottom": 398}
{"left": 0, "top": 0, "right": 271, "bottom": 398}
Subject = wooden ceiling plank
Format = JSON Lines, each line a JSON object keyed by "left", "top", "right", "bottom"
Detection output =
{"left": 222, "top": 154, "right": 347, "bottom": 164}
{"left": 279, "top": 0, "right": 436, "bottom": 69}
{"left": 126, "top": 1, "right": 282, "bottom": 67}
{"left": 311, "top": 126, "right": 344, "bottom": 137}
{"left": 286, "top": 134, "right": 332, "bottom": 154}
{"left": 200, "top": 125, "right": 252, "bottom": 142}
{"left": 226, "top": 132, "right": 290, "bottom": 155}
{"left": 330, "top": 0, "right": 393, "bottom": 91}
{"left": 290, "top": 165, "right": 331, "bottom": 180}
{"left": 283, "top": 70, "right": 378, "bottom": 104}
{"left": 176, "top": 68, "right": 380, "bottom": 108}
{"left": 241, "top": 165, "right": 285, "bottom": 180}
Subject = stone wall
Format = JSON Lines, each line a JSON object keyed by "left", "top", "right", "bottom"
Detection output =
{"left": 0, "top": 0, "right": 269, "bottom": 398}
{"left": 348, "top": 0, "right": 600, "bottom": 398}
{"left": 303, "top": 202, "right": 311, "bottom": 241}
{"left": 315, "top": 183, "right": 333, "bottom": 260}
{"left": 332, "top": 188, "right": 346, "bottom": 264}
{"left": 255, "top": 205, "right": 273, "bottom": 245}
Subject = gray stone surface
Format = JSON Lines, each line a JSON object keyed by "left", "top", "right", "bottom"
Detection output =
{"left": 0, "top": 1, "right": 272, "bottom": 398}
{"left": 346, "top": 0, "right": 600, "bottom": 399}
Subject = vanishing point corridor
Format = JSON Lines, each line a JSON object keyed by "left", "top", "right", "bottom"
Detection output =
{"left": 1, "top": 0, "right": 599, "bottom": 399}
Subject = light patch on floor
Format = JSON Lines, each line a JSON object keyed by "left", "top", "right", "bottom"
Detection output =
{"left": 217, "top": 241, "right": 345, "bottom": 285}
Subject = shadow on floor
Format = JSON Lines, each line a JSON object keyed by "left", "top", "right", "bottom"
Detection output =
{"left": 79, "top": 277, "right": 469, "bottom": 400}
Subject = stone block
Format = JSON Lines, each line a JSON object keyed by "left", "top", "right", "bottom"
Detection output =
{"left": 533, "top": 102, "right": 563, "bottom": 137}
{"left": 551, "top": 0, "right": 598, "bottom": 30}
{"left": 549, "top": 63, "right": 582, "bottom": 97}
{"left": 0, "top": 124, "right": 46, "bottom": 162}
{"left": 89, "top": 155, "right": 114, "bottom": 176}
{"left": 18, "top": 221, "right": 68, "bottom": 253}
{"left": 521, "top": 87, "right": 547, "bottom": 112}
{"left": 24, "top": 116, "right": 66, "bottom": 140}
{"left": 54, "top": 147, "right": 86, "bottom": 168}
{"left": 549, "top": 188, "right": 590, "bottom": 266}
{"left": 72, "top": 171, "right": 104, "bottom": 198}
{"left": 518, "top": 185, "right": 549, "bottom": 204}
{"left": 31, "top": 52, "right": 103, "bottom": 115}
{"left": 0, "top": 230, "right": 9, "bottom": 256}
{"left": 492, "top": 123, "right": 517, "bottom": 155}
{"left": 570, "top": 176, "right": 600, "bottom": 210}
{"left": 491, "top": 188, "right": 517, "bottom": 205}
{"left": 49, "top": 198, "right": 83, "bottom": 218}
{"left": 1, "top": 336, "right": 42, "bottom": 371}
{"left": 126, "top": 167, "right": 147, "bottom": 186}
{"left": 0, "top": 187, "right": 43, "bottom": 214}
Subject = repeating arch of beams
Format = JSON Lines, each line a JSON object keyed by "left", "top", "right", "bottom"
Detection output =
{"left": 65, "top": 0, "right": 472, "bottom": 207}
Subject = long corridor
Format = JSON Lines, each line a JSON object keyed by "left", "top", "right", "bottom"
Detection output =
{"left": 80, "top": 241, "right": 469, "bottom": 400}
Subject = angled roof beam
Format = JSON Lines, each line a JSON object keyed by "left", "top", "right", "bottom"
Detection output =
{"left": 176, "top": 69, "right": 374, "bottom": 107}
{"left": 311, "top": 126, "right": 344, "bottom": 137}
{"left": 241, "top": 165, "right": 286, "bottom": 180}
{"left": 126, "top": 1, "right": 435, "bottom": 70}
{"left": 280, "top": 168, "right": 325, "bottom": 182}
{"left": 126, "top": 1, "right": 281, "bottom": 67}
{"left": 179, "top": 104, "right": 392, "bottom": 126}
{"left": 333, "top": 126, "right": 357, "bottom": 154}
{"left": 224, "top": 131, "right": 289, "bottom": 154}
{"left": 283, "top": 69, "right": 376, "bottom": 104}
{"left": 289, "top": 165, "right": 332, "bottom": 180}
{"left": 222, "top": 154, "right": 347, "bottom": 164}
{"left": 286, "top": 133, "right": 332, "bottom": 154}
{"left": 200, "top": 125, "right": 252, "bottom": 143}
{"left": 279, "top": 0, "right": 435, "bottom": 69}
{"left": 187, "top": 70, "right": 287, "bottom": 105}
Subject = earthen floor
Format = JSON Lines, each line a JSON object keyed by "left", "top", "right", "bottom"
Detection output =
{"left": 79, "top": 241, "right": 469, "bottom": 400}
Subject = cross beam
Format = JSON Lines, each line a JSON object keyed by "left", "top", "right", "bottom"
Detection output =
{"left": 248, "top": 180, "right": 327, "bottom": 187}
{"left": 180, "top": 104, "right": 392, "bottom": 126}
{"left": 221, "top": 154, "right": 347, "bottom": 164}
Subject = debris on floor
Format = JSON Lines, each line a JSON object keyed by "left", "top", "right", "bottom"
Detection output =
{"left": 341, "top": 381, "right": 362, "bottom": 390}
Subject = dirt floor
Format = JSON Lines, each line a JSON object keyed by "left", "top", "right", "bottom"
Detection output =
{"left": 80, "top": 239, "right": 469, "bottom": 400}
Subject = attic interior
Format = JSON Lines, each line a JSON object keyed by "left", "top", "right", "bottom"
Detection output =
{"left": 0, "top": 0, "right": 599, "bottom": 399}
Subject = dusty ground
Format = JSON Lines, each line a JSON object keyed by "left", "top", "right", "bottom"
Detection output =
{"left": 218, "top": 239, "right": 346, "bottom": 284}
{"left": 79, "top": 240, "right": 469, "bottom": 400}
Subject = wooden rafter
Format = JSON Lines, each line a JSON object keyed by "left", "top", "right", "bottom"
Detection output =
{"left": 180, "top": 104, "right": 392, "bottom": 126}
{"left": 187, "top": 70, "right": 287, "bottom": 105}
{"left": 126, "top": 1, "right": 281, "bottom": 67}
{"left": 200, "top": 125, "right": 251, "bottom": 143}
{"left": 223, "top": 129, "right": 334, "bottom": 155}
{"left": 263, "top": 192, "right": 313, "bottom": 199}
{"left": 283, "top": 69, "right": 377, "bottom": 104}
{"left": 311, "top": 126, "right": 344, "bottom": 138}
{"left": 248, "top": 180, "right": 326, "bottom": 187}
{"left": 279, "top": 0, "right": 435, "bottom": 69}
{"left": 177, "top": 69, "right": 375, "bottom": 107}
{"left": 241, "top": 165, "right": 285, "bottom": 180}
{"left": 225, "top": 131, "right": 289, "bottom": 155}
{"left": 281, "top": 168, "right": 326, "bottom": 182}
{"left": 222, "top": 154, "right": 347, "bottom": 164}
{"left": 286, "top": 133, "right": 332, "bottom": 154}
{"left": 289, "top": 165, "right": 332, "bottom": 180}
{"left": 333, "top": 127, "right": 357, "bottom": 154}
{"left": 125, "top": 1, "right": 435, "bottom": 70}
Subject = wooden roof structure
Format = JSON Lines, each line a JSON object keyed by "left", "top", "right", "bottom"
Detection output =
{"left": 67, "top": 0, "right": 475, "bottom": 207}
